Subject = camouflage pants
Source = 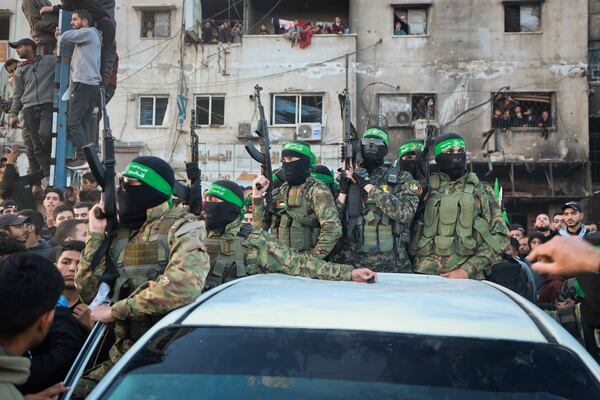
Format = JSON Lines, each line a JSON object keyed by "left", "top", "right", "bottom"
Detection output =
{"left": 331, "top": 247, "right": 412, "bottom": 273}
{"left": 73, "top": 337, "right": 134, "bottom": 399}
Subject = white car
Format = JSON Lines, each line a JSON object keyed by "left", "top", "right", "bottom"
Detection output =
{"left": 87, "top": 273, "right": 600, "bottom": 399}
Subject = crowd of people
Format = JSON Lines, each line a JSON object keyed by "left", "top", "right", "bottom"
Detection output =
{"left": 2, "top": 1, "right": 119, "bottom": 177}
{"left": 200, "top": 19, "right": 243, "bottom": 44}
{"left": 492, "top": 95, "right": 553, "bottom": 130}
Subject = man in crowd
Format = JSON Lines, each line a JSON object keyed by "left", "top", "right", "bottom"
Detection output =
{"left": 54, "top": 219, "right": 87, "bottom": 246}
{"left": 18, "top": 209, "right": 55, "bottom": 261}
{"left": 55, "top": 240, "right": 91, "bottom": 330}
{"left": 488, "top": 237, "right": 536, "bottom": 302}
{"left": 0, "top": 148, "right": 43, "bottom": 211}
{"left": 22, "top": 0, "right": 57, "bottom": 55}
{"left": 0, "top": 214, "right": 29, "bottom": 245}
{"left": 0, "top": 252, "right": 68, "bottom": 400}
{"left": 55, "top": 9, "right": 102, "bottom": 168}
{"left": 73, "top": 156, "right": 210, "bottom": 397}
{"left": 8, "top": 38, "right": 54, "bottom": 175}
{"left": 253, "top": 141, "right": 341, "bottom": 259}
{"left": 413, "top": 132, "right": 510, "bottom": 279}
{"left": 509, "top": 223, "right": 525, "bottom": 240}
{"left": 53, "top": 205, "right": 74, "bottom": 228}
{"left": 533, "top": 213, "right": 553, "bottom": 237}
{"left": 1, "top": 200, "right": 18, "bottom": 215}
{"left": 73, "top": 202, "right": 91, "bottom": 221}
{"left": 203, "top": 180, "right": 376, "bottom": 291}
{"left": 335, "top": 129, "right": 420, "bottom": 272}
{"left": 559, "top": 201, "right": 587, "bottom": 238}
{"left": 518, "top": 236, "right": 530, "bottom": 259}
{"left": 552, "top": 212, "right": 564, "bottom": 231}
{"left": 79, "top": 172, "right": 100, "bottom": 203}
{"left": 42, "top": 188, "right": 63, "bottom": 238}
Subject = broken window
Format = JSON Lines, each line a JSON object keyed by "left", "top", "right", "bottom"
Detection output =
{"left": 378, "top": 94, "right": 436, "bottom": 127}
{"left": 504, "top": 2, "right": 541, "bottom": 33}
{"left": 491, "top": 92, "right": 553, "bottom": 129}
{"left": 141, "top": 10, "right": 171, "bottom": 38}
{"left": 195, "top": 95, "right": 225, "bottom": 126}
{"left": 139, "top": 96, "right": 169, "bottom": 127}
{"left": 272, "top": 94, "right": 324, "bottom": 125}
{"left": 393, "top": 6, "right": 428, "bottom": 35}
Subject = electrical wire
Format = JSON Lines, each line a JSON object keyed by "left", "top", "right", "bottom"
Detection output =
{"left": 247, "top": 0, "right": 285, "bottom": 33}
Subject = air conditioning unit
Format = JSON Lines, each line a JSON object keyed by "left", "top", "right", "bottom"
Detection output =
{"left": 295, "top": 123, "right": 322, "bottom": 142}
{"left": 237, "top": 121, "right": 258, "bottom": 139}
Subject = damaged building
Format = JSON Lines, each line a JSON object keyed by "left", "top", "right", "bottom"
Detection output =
{"left": 1, "top": 0, "right": 596, "bottom": 224}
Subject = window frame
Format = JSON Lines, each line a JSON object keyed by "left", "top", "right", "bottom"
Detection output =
{"left": 490, "top": 91, "right": 555, "bottom": 131}
{"left": 138, "top": 95, "right": 170, "bottom": 128}
{"left": 503, "top": 1, "right": 543, "bottom": 34}
{"left": 139, "top": 8, "right": 173, "bottom": 39}
{"left": 378, "top": 93, "right": 437, "bottom": 128}
{"left": 391, "top": 4, "right": 430, "bottom": 37}
{"left": 271, "top": 94, "right": 325, "bottom": 127}
{"left": 194, "top": 95, "right": 226, "bottom": 127}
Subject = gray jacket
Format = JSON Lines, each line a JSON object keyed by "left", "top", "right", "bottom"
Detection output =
{"left": 0, "top": 346, "right": 29, "bottom": 400}
{"left": 60, "top": 28, "right": 102, "bottom": 85}
{"left": 10, "top": 55, "right": 55, "bottom": 116}
{"left": 22, "top": 0, "right": 58, "bottom": 47}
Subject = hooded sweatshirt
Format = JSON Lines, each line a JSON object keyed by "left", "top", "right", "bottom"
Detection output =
{"left": 0, "top": 346, "right": 29, "bottom": 400}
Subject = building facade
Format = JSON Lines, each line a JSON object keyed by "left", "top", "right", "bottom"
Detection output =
{"left": 0, "top": 0, "right": 594, "bottom": 224}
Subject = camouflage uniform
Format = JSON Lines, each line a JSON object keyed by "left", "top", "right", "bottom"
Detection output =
{"left": 73, "top": 202, "right": 209, "bottom": 397}
{"left": 204, "top": 217, "right": 353, "bottom": 291}
{"left": 334, "top": 166, "right": 420, "bottom": 272}
{"left": 253, "top": 176, "right": 342, "bottom": 259}
{"left": 413, "top": 172, "right": 510, "bottom": 279}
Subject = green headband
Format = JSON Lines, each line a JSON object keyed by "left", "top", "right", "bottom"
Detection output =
{"left": 398, "top": 141, "right": 424, "bottom": 157}
{"left": 282, "top": 141, "right": 313, "bottom": 158}
{"left": 123, "top": 162, "right": 173, "bottom": 197}
{"left": 363, "top": 128, "right": 389, "bottom": 145}
{"left": 434, "top": 138, "right": 465, "bottom": 156}
{"left": 206, "top": 183, "right": 244, "bottom": 208}
{"left": 312, "top": 172, "right": 334, "bottom": 185}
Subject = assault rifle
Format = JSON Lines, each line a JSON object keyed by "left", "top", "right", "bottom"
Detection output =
{"left": 415, "top": 98, "right": 436, "bottom": 185}
{"left": 60, "top": 88, "right": 117, "bottom": 400}
{"left": 339, "top": 89, "right": 362, "bottom": 241}
{"left": 174, "top": 109, "right": 202, "bottom": 214}
{"left": 245, "top": 85, "right": 274, "bottom": 218}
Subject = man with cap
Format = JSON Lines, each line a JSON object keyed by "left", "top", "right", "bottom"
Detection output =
{"left": 559, "top": 201, "right": 587, "bottom": 238}
{"left": 413, "top": 132, "right": 510, "bottom": 280}
{"left": 0, "top": 214, "right": 30, "bottom": 244}
{"left": 8, "top": 38, "right": 54, "bottom": 176}
{"left": 509, "top": 223, "right": 526, "bottom": 240}
{"left": 203, "top": 180, "right": 377, "bottom": 291}
{"left": 336, "top": 127, "right": 421, "bottom": 273}
{"left": 73, "top": 156, "right": 210, "bottom": 397}
{"left": 253, "top": 141, "right": 341, "bottom": 259}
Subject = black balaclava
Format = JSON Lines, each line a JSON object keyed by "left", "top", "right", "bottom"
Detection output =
{"left": 204, "top": 180, "right": 244, "bottom": 230}
{"left": 118, "top": 156, "right": 175, "bottom": 230}
{"left": 281, "top": 143, "right": 312, "bottom": 186}
{"left": 399, "top": 157, "right": 418, "bottom": 177}
{"left": 361, "top": 127, "right": 389, "bottom": 172}
{"left": 434, "top": 132, "right": 467, "bottom": 181}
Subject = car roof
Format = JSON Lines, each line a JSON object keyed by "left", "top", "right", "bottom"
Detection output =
{"left": 182, "top": 273, "right": 547, "bottom": 343}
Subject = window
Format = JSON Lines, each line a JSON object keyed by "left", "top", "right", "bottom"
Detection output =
{"left": 590, "top": 41, "right": 600, "bottom": 84}
{"left": 272, "top": 94, "right": 323, "bottom": 125}
{"left": 139, "top": 96, "right": 169, "bottom": 127}
{"left": 378, "top": 94, "right": 436, "bottom": 127}
{"left": 0, "top": 16, "right": 9, "bottom": 40}
{"left": 195, "top": 95, "right": 225, "bottom": 126}
{"left": 491, "top": 92, "right": 554, "bottom": 129}
{"left": 393, "top": 6, "right": 428, "bottom": 36}
{"left": 504, "top": 2, "right": 541, "bottom": 33}
{"left": 141, "top": 10, "right": 171, "bottom": 38}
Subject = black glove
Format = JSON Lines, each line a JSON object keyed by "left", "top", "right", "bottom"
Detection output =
{"left": 353, "top": 168, "right": 371, "bottom": 188}
{"left": 338, "top": 170, "right": 350, "bottom": 194}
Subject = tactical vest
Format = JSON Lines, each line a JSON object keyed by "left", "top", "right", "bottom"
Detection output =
{"left": 203, "top": 225, "right": 253, "bottom": 291}
{"left": 353, "top": 167, "right": 400, "bottom": 255}
{"left": 272, "top": 178, "right": 320, "bottom": 252}
{"left": 415, "top": 173, "right": 503, "bottom": 258}
{"left": 111, "top": 207, "right": 188, "bottom": 341}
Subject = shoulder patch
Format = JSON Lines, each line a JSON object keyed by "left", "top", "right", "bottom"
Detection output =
{"left": 407, "top": 180, "right": 423, "bottom": 196}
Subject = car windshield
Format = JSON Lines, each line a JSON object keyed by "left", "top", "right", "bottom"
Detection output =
{"left": 100, "top": 327, "right": 600, "bottom": 400}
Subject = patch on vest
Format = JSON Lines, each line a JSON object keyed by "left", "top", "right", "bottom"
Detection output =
{"left": 407, "top": 180, "right": 423, "bottom": 196}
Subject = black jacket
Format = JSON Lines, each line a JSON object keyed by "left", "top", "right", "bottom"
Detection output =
{"left": 17, "top": 307, "right": 86, "bottom": 395}
{"left": 0, "top": 164, "right": 43, "bottom": 211}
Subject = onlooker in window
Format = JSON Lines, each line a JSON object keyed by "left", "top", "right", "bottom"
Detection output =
{"left": 0, "top": 252, "right": 67, "bottom": 400}
{"left": 299, "top": 22, "right": 314, "bottom": 49}
{"left": 8, "top": 39, "right": 55, "bottom": 176}
{"left": 258, "top": 24, "right": 270, "bottom": 35}
{"left": 492, "top": 109, "right": 502, "bottom": 128}
{"left": 53, "top": 205, "right": 74, "bottom": 229}
{"left": 285, "top": 20, "right": 303, "bottom": 46}
{"left": 314, "top": 24, "right": 322, "bottom": 34}
{"left": 501, "top": 109, "right": 512, "bottom": 129}
{"left": 231, "top": 22, "right": 243, "bottom": 43}
{"left": 42, "top": 188, "right": 63, "bottom": 238}
{"left": 55, "top": 9, "right": 102, "bottom": 168}
{"left": 331, "top": 16, "right": 345, "bottom": 34}
{"left": 22, "top": 0, "right": 58, "bottom": 55}
{"left": 201, "top": 21, "right": 214, "bottom": 43}
{"left": 73, "top": 201, "right": 92, "bottom": 220}
{"left": 538, "top": 110, "right": 551, "bottom": 128}
{"left": 394, "top": 21, "right": 407, "bottom": 35}
{"left": 143, "top": 20, "right": 155, "bottom": 38}
{"left": 218, "top": 20, "right": 232, "bottom": 43}
{"left": 523, "top": 107, "right": 536, "bottom": 127}
{"left": 54, "top": 219, "right": 87, "bottom": 246}
{"left": 552, "top": 212, "right": 564, "bottom": 231}
{"left": 18, "top": 209, "right": 55, "bottom": 261}
{"left": 0, "top": 148, "right": 43, "bottom": 211}
{"left": 512, "top": 105, "right": 525, "bottom": 127}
